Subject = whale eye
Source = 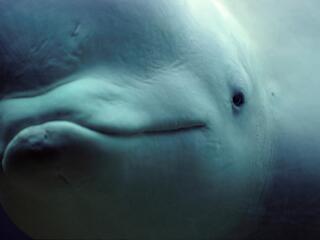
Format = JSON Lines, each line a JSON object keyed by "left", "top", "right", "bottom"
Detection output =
{"left": 232, "top": 91, "right": 245, "bottom": 108}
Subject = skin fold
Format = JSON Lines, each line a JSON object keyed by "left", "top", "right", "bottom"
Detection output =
{"left": 0, "top": 0, "right": 274, "bottom": 239}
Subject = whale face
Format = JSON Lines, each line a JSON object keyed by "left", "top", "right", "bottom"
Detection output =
{"left": 0, "top": 0, "right": 272, "bottom": 239}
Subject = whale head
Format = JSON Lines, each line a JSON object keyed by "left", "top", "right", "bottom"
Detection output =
{"left": 0, "top": 0, "right": 273, "bottom": 239}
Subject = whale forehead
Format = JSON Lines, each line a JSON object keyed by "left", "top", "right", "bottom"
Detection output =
{"left": 0, "top": 0, "right": 242, "bottom": 98}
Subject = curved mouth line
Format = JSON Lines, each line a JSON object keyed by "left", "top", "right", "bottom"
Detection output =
{"left": 134, "top": 123, "right": 206, "bottom": 135}
{"left": 0, "top": 121, "right": 207, "bottom": 162}
{"left": 86, "top": 122, "right": 207, "bottom": 137}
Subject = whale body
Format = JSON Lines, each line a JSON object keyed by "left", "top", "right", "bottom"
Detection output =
{"left": 0, "top": 1, "right": 273, "bottom": 239}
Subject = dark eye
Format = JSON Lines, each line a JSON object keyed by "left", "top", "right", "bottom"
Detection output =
{"left": 232, "top": 91, "right": 245, "bottom": 107}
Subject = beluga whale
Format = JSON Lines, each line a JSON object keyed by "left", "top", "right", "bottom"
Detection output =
{"left": 0, "top": 0, "right": 274, "bottom": 239}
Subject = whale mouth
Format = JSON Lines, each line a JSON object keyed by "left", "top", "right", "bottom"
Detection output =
{"left": 1, "top": 119, "right": 207, "bottom": 174}
{"left": 87, "top": 120, "right": 207, "bottom": 136}
{"left": 0, "top": 72, "right": 208, "bottom": 175}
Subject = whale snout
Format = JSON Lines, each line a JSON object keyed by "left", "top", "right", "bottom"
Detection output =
{"left": 0, "top": 72, "right": 207, "bottom": 187}
{"left": 3, "top": 124, "right": 58, "bottom": 174}
{"left": 3, "top": 122, "right": 89, "bottom": 175}
{"left": 1, "top": 121, "right": 123, "bottom": 188}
